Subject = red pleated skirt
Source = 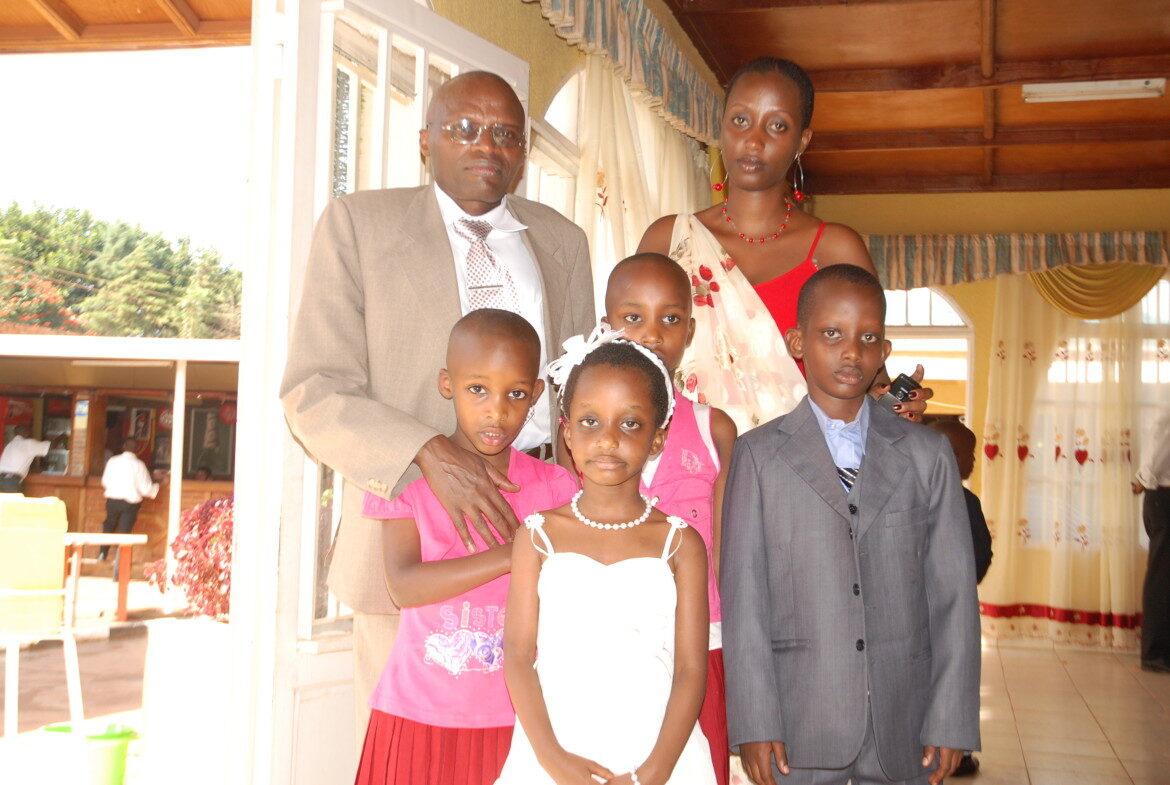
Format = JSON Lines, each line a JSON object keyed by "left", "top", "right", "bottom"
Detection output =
{"left": 354, "top": 710, "right": 513, "bottom": 785}
{"left": 698, "top": 648, "right": 730, "bottom": 785}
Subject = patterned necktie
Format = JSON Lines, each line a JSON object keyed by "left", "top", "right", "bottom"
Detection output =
{"left": 455, "top": 217, "right": 514, "bottom": 310}
{"left": 837, "top": 466, "right": 859, "bottom": 492}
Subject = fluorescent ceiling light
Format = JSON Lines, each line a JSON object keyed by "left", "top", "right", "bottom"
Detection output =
{"left": 1022, "top": 78, "right": 1165, "bottom": 103}
{"left": 71, "top": 359, "right": 173, "bottom": 368}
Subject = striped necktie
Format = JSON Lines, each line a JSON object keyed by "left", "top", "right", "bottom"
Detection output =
{"left": 837, "top": 466, "right": 859, "bottom": 492}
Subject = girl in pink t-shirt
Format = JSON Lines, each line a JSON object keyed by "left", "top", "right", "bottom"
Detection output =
{"left": 354, "top": 311, "right": 577, "bottom": 785}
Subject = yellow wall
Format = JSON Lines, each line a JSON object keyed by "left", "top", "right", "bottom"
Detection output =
{"left": 431, "top": 0, "right": 585, "bottom": 116}
{"left": 431, "top": 0, "right": 722, "bottom": 117}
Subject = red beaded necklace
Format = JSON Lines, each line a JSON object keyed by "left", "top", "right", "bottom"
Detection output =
{"left": 721, "top": 199, "right": 793, "bottom": 245}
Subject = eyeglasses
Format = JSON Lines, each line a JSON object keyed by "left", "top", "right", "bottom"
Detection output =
{"left": 433, "top": 118, "right": 527, "bottom": 149}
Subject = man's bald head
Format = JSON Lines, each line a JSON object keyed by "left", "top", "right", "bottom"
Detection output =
{"left": 426, "top": 71, "right": 523, "bottom": 126}
{"left": 419, "top": 71, "right": 527, "bottom": 215}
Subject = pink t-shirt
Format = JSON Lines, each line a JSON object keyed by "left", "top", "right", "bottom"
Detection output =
{"left": 362, "top": 448, "right": 578, "bottom": 728}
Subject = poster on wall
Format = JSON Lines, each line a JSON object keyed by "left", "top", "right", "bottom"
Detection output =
{"left": 187, "top": 407, "right": 235, "bottom": 477}
{"left": 129, "top": 407, "right": 155, "bottom": 464}
{"left": 153, "top": 434, "right": 172, "bottom": 470}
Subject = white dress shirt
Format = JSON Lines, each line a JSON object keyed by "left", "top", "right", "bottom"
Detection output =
{"left": 0, "top": 435, "right": 51, "bottom": 478}
{"left": 102, "top": 451, "right": 160, "bottom": 504}
{"left": 1136, "top": 412, "right": 1170, "bottom": 490}
{"left": 434, "top": 185, "right": 550, "bottom": 450}
{"left": 809, "top": 396, "right": 872, "bottom": 470}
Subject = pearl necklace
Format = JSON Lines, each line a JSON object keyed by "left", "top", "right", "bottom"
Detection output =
{"left": 570, "top": 490, "right": 658, "bottom": 531}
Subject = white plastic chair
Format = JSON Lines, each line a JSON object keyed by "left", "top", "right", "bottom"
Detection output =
{"left": 1, "top": 494, "right": 83, "bottom": 737}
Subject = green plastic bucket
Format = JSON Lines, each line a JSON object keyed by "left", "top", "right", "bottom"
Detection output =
{"left": 41, "top": 723, "right": 138, "bottom": 785}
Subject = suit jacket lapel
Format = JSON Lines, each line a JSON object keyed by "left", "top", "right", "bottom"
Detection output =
{"left": 856, "top": 401, "right": 910, "bottom": 541}
{"left": 777, "top": 399, "right": 854, "bottom": 524}
{"left": 402, "top": 187, "right": 461, "bottom": 319}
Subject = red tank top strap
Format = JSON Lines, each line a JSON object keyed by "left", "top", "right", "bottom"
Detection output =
{"left": 804, "top": 222, "right": 827, "bottom": 267}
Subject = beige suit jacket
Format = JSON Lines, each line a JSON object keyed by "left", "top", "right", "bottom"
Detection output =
{"left": 280, "top": 185, "right": 595, "bottom": 614}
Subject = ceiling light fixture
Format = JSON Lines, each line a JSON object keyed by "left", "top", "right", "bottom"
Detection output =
{"left": 1022, "top": 78, "right": 1166, "bottom": 104}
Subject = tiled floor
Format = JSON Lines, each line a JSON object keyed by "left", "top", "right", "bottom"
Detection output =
{"left": 978, "top": 639, "right": 1170, "bottom": 785}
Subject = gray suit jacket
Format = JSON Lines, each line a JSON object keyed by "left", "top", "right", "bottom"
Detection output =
{"left": 280, "top": 185, "right": 594, "bottom": 614}
{"left": 721, "top": 397, "right": 981, "bottom": 780}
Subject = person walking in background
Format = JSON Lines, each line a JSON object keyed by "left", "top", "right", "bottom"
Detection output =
{"left": 0, "top": 425, "right": 50, "bottom": 493}
{"left": 1133, "top": 411, "right": 1170, "bottom": 673}
{"left": 99, "top": 437, "right": 159, "bottom": 572}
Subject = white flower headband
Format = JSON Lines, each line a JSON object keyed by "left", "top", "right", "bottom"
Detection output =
{"left": 546, "top": 323, "right": 676, "bottom": 428}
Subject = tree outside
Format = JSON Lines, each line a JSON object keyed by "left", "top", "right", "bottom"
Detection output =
{"left": 0, "top": 203, "right": 241, "bottom": 338}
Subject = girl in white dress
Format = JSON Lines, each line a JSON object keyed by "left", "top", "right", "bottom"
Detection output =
{"left": 497, "top": 327, "right": 717, "bottom": 785}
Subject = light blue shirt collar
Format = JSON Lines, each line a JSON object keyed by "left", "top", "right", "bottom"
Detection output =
{"left": 808, "top": 396, "right": 870, "bottom": 471}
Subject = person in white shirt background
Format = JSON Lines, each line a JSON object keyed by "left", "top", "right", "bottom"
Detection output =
{"left": 99, "top": 437, "right": 161, "bottom": 573}
{"left": 1133, "top": 410, "right": 1170, "bottom": 673}
{"left": 0, "top": 425, "right": 51, "bottom": 493}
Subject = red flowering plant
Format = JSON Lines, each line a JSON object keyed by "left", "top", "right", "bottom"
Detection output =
{"left": 145, "top": 497, "right": 234, "bottom": 619}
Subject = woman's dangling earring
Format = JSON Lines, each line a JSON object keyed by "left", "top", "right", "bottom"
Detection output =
{"left": 712, "top": 177, "right": 728, "bottom": 193}
{"left": 792, "top": 155, "right": 808, "bottom": 203}
{"left": 524, "top": 406, "right": 536, "bottom": 426}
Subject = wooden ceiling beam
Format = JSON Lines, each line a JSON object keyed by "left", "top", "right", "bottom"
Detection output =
{"left": 810, "top": 168, "right": 1170, "bottom": 194}
{"left": 809, "top": 123, "right": 1170, "bottom": 153}
{"left": 982, "top": 90, "right": 996, "bottom": 141}
{"left": 809, "top": 54, "right": 1170, "bottom": 92}
{"left": 980, "top": 0, "right": 995, "bottom": 79}
{"left": 979, "top": 1, "right": 996, "bottom": 185}
{"left": 155, "top": 0, "right": 201, "bottom": 37}
{"left": 0, "top": 20, "right": 249, "bottom": 53}
{"left": 25, "top": 0, "right": 83, "bottom": 41}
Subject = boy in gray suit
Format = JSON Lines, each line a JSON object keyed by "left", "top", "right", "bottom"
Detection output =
{"left": 721, "top": 265, "right": 980, "bottom": 785}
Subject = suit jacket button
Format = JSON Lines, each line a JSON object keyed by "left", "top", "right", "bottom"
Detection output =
{"left": 848, "top": 503, "right": 858, "bottom": 515}
{"left": 853, "top": 583, "right": 861, "bottom": 596}
{"left": 856, "top": 639, "right": 865, "bottom": 651}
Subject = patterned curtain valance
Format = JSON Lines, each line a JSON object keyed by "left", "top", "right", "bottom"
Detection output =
{"left": 521, "top": 0, "right": 723, "bottom": 145}
{"left": 866, "top": 230, "right": 1170, "bottom": 291}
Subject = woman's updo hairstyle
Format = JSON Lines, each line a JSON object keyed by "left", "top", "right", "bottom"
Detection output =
{"left": 559, "top": 341, "right": 672, "bottom": 429}
{"left": 725, "top": 57, "right": 815, "bottom": 130}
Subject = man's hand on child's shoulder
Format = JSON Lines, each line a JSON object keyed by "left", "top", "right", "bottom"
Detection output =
{"left": 922, "top": 745, "right": 964, "bottom": 784}
{"left": 740, "top": 740, "right": 789, "bottom": 785}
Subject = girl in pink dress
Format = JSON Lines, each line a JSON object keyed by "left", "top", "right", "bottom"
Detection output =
{"left": 355, "top": 310, "right": 578, "bottom": 785}
{"left": 599, "top": 253, "right": 738, "bottom": 785}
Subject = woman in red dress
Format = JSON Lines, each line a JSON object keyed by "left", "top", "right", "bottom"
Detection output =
{"left": 638, "top": 57, "right": 931, "bottom": 431}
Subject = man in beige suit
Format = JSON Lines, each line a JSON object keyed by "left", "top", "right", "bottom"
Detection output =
{"left": 280, "top": 72, "right": 595, "bottom": 732}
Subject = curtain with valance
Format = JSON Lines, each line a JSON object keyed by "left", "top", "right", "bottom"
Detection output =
{"left": 521, "top": 0, "right": 723, "bottom": 144}
{"left": 867, "top": 231, "right": 1169, "bottom": 291}
{"left": 977, "top": 271, "right": 1170, "bottom": 648}
{"left": 574, "top": 56, "right": 709, "bottom": 311}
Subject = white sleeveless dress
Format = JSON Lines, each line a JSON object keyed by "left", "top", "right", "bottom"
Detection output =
{"left": 495, "top": 513, "right": 717, "bottom": 784}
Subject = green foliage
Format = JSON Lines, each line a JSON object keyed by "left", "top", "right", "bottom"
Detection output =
{"left": 0, "top": 203, "right": 242, "bottom": 338}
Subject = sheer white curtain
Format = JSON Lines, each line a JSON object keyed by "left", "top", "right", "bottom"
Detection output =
{"left": 979, "top": 273, "right": 1169, "bottom": 648}
{"left": 573, "top": 55, "right": 710, "bottom": 312}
